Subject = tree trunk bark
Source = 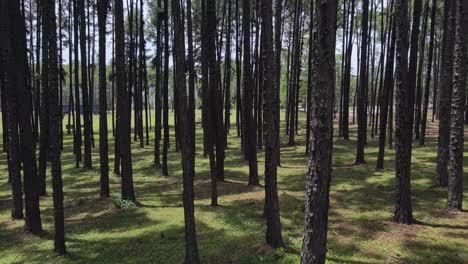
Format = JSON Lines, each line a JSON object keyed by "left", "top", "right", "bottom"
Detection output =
{"left": 436, "top": 0, "right": 455, "bottom": 187}
{"left": 448, "top": 0, "right": 466, "bottom": 211}
{"left": 394, "top": 0, "right": 413, "bottom": 225}
{"left": 98, "top": 0, "right": 109, "bottom": 198}
{"left": 301, "top": 1, "right": 337, "bottom": 262}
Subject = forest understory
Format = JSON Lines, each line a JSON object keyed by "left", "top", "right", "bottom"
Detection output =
{"left": 1, "top": 113, "right": 466, "bottom": 264}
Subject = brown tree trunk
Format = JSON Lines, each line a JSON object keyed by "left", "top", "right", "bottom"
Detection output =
{"left": 436, "top": 0, "right": 455, "bottom": 187}
{"left": 394, "top": 0, "right": 413, "bottom": 225}
{"left": 243, "top": 0, "right": 259, "bottom": 186}
{"left": 448, "top": 0, "right": 466, "bottom": 211}
{"left": 356, "top": 0, "right": 369, "bottom": 164}
{"left": 98, "top": 0, "right": 109, "bottom": 198}
{"left": 171, "top": 0, "right": 200, "bottom": 261}
{"left": 262, "top": 0, "right": 284, "bottom": 249}
{"left": 419, "top": 0, "right": 437, "bottom": 146}
{"left": 115, "top": 0, "right": 135, "bottom": 202}
{"left": 301, "top": 0, "right": 337, "bottom": 262}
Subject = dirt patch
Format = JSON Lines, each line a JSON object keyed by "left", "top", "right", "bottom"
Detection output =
{"left": 432, "top": 208, "right": 462, "bottom": 219}
{"left": 252, "top": 243, "right": 275, "bottom": 256}
{"left": 385, "top": 221, "right": 422, "bottom": 239}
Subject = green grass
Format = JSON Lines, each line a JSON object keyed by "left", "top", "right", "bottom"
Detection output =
{"left": 0, "top": 112, "right": 467, "bottom": 263}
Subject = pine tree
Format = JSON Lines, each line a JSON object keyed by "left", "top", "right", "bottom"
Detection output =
{"left": 447, "top": 0, "right": 466, "bottom": 211}
{"left": 301, "top": 0, "right": 337, "bottom": 262}
{"left": 98, "top": 0, "right": 110, "bottom": 198}
{"left": 394, "top": 0, "right": 413, "bottom": 225}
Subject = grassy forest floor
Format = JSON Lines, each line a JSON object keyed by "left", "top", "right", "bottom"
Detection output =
{"left": 0, "top": 112, "right": 467, "bottom": 263}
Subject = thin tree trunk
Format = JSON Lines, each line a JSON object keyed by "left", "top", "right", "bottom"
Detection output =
{"left": 436, "top": 0, "right": 455, "bottom": 186}
{"left": 79, "top": 0, "right": 92, "bottom": 169}
{"left": 243, "top": 0, "right": 259, "bottom": 186}
{"left": 414, "top": 0, "right": 429, "bottom": 140}
{"left": 98, "top": 0, "right": 109, "bottom": 198}
{"left": 377, "top": 8, "right": 395, "bottom": 170}
{"left": 171, "top": 0, "right": 200, "bottom": 261}
{"left": 154, "top": 0, "right": 162, "bottom": 167}
{"left": 262, "top": 0, "right": 284, "bottom": 249}
{"left": 342, "top": 0, "right": 356, "bottom": 140}
{"left": 46, "top": 0, "right": 66, "bottom": 252}
{"left": 419, "top": 0, "right": 436, "bottom": 146}
{"left": 356, "top": 0, "right": 369, "bottom": 164}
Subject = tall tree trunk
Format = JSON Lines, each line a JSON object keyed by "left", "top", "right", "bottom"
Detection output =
{"left": 171, "top": 0, "right": 200, "bottom": 261}
{"left": 262, "top": 0, "right": 284, "bottom": 249}
{"left": 356, "top": 0, "right": 369, "bottom": 164}
{"left": 301, "top": 0, "right": 337, "bottom": 262}
{"left": 243, "top": 0, "right": 259, "bottom": 186}
{"left": 436, "top": 0, "right": 455, "bottom": 186}
{"left": 73, "top": 0, "right": 83, "bottom": 168}
{"left": 67, "top": 1, "right": 74, "bottom": 137}
{"left": 201, "top": 0, "right": 218, "bottom": 205}
{"left": 162, "top": 0, "right": 170, "bottom": 176}
{"left": 274, "top": 0, "right": 283, "bottom": 166}
{"left": 115, "top": 0, "right": 135, "bottom": 202}
{"left": 377, "top": 10, "right": 395, "bottom": 170}
{"left": 1, "top": 0, "right": 24, "bottom": 220}
{"left": 18, "top": 0, "right": 43, "bottom": 236}
{"left": 342, "top": 0, "right": 356, "bottom": 140}
{"left": 39, "top": 0, "right": 50, "bottom": 196}
{"left": 154, "top": 0, "right": 162, "bottom": 167}
{"left": 207, "top": 0, "right": 225, "bottom": 182}
{"left": 414, "top": 0, "right": 429, "bottom": 140}
{"left": 186, "top": 0, "right": 196, "bottom": 158}
{"left": 305, "top": 0, "right": 314, "bottom": 154}
{"left": 419, "top": 0, "right": 437, "bottom": 146}
{"left": 224, "top": 0, "right": 232, "bottom": 139}
{"left": 394, "top": 0, "right": 413, "bottom": 225}
{"left": 407, "top": 0, "right": 422, "bottom": 140}
{"left": 79, "top": 0, "right": 92, "bottom": 169}
{"left": 447, "top": 0, "right": 466, "bottom": 211}
{"left": 98, "top": 0, "right": 109, "bottom": 198}
{"left": 235, "top": 0, "right": 243, "bottom": 139}
{"left": 46, "top": 0, "right": 66, "bottom": 252}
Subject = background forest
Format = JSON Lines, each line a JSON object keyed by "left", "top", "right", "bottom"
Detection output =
{"left": 0, "top": 0, "right": 467, "bottom": 263}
